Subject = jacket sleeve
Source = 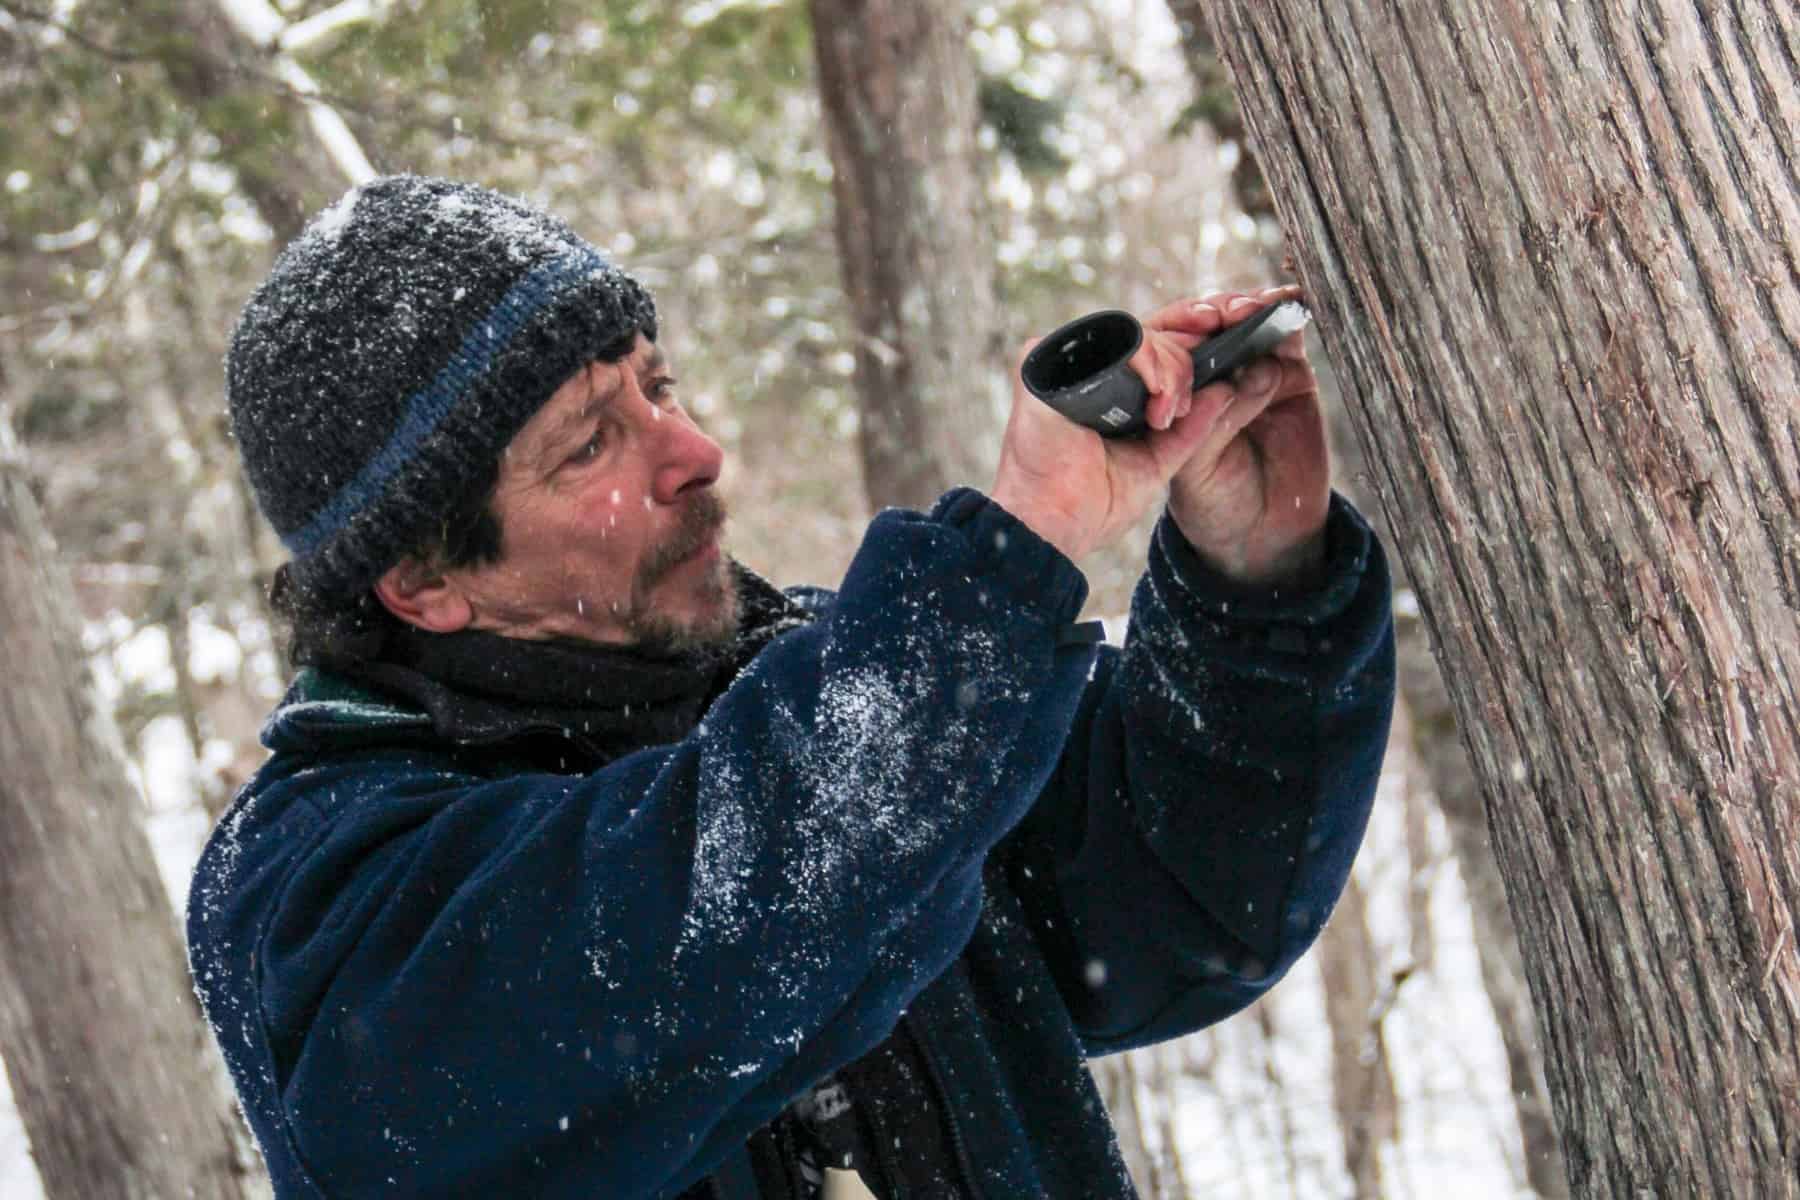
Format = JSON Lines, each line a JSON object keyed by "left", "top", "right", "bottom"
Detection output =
{"left": 1000, "top": 492, "right": 1396, "bottom": 1055}
{"left": 202, "top": 493, "right": 1109, "bottom": 1200}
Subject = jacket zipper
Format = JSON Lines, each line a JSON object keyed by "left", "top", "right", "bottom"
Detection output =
{"left": 899, "top": 1015, "right": 984, "bottom": 1200}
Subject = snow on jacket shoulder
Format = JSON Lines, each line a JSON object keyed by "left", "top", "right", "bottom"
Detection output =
{"left": 187, "top": 489, "right": 1395, "bottom": 1199}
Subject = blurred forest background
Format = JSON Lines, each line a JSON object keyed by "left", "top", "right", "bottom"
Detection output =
{"left": 1, "top": 0, "right": 1568, "bottom": 1195}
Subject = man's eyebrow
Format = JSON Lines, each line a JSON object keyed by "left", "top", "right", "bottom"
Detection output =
{"left": 528, "top": 349, "right": 669, "bottom": 470}
{"left": 532, "top": 368, "right": 621, "bottom": 467}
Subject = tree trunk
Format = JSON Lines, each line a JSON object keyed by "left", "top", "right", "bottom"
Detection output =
{"left": 1206, "top": 3, "right": 1800, "bottom": 1195}
{"left": 1317, "top": 877, "right": 1399, "bottom": 1200}
{"left": 808, "top": 0, "right": 1004, "bottom": 511}
{"left": 1252, "top": 1002, "right": 1305, "bottom": 1197}
{"left": 1165, "top": 9, "right": 1569, "bottom": 1190}
{"left": 0, "top": 406, "right": 255, "bottom": 1198}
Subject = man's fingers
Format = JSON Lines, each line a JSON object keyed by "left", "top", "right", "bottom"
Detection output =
{"left": 1144, "top": 297, "right": 1225, "bottom": 340}
{"left": 1173, "top": 358, "right": 1290, "bottom": 469}
{"left": 1145, "top": 287, "right": 1308, "bottom": 367}
{"left": 1128, "top": 331, "right": 1204, "bottom": 431}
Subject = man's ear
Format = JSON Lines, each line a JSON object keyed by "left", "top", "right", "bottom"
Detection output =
{"left": 374, "top": 558, "right": 474, "bottom": 634}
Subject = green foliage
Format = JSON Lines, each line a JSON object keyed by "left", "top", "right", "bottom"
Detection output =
{"left": 1171, "top": 87, "right": 1239, "bottom": 138}
{"left": 15, "top": 377, "right": 121, "bottom": 441}
{"left": 978, "top": 75, "right": 1066, "bottom": 174}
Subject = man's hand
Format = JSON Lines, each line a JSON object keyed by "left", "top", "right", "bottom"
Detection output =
{"left": 1162, "top": 287, "right": 1331, "bottom": 588}
{"left": 990, "top": 287, "right": 1331, "bottom": 582}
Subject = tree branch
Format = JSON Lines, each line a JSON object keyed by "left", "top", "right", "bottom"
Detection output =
{"left": 279, "top": 0, "right": 392, "bottom": 57}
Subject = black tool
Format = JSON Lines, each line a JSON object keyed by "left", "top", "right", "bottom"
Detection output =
{"left": 1020, "top": 300, "right": 1312, "bottom": 437}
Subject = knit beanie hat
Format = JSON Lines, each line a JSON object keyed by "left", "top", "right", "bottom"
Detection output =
{"left": 227, "top": 174, "right": 657, "bottom": 600}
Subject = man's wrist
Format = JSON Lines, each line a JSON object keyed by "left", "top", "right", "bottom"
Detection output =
{"left": 1155, "top": 494, "right": 1375, "bottom": 629}
{"left": 1200, "top": 528, "right": 1328, "bottom": 593}
{"left": 1166, "top": 525, "right": 1328, "bottom": 593}
{"left": 987, "top": 483, "right": 1089, "bottom": 563}
{"left": 928, "top": 488, "right": 1089, "bottom": 624}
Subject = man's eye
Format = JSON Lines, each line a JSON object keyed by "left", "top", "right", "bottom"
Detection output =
{"left": 649, "top": 376, "right": 678, "bottom": 405}
{"left": 570, "top": 432, "right": 603, "bottom": 464}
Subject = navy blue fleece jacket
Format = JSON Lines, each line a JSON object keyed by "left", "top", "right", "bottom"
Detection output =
{"left": 187, "top": 489, "right": 1394, "bottom": 1197}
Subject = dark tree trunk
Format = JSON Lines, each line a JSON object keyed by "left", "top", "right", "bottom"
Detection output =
{"left": 808, "top": 0, "right": 1003, "bottom": 511}
{"left": 1206, "top": 2, "right": 1800, "bottom": 1195}
{"left": 0, "top": 405, "right": 255, "bottom": 1199}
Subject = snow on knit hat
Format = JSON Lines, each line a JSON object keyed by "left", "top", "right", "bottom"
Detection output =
{"left": 227, "top": 174, "right": 657, "bottom": 600}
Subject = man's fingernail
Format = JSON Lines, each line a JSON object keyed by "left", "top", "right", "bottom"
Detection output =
{"left": 1191, "top": 301, "right": 1218, "bottom": 315}
{"left": 1227, "top": 296, "right": 1258, "bottom": 314}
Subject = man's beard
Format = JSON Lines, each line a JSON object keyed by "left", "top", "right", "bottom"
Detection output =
{"left": 617, "top": 488, "right": 741, "bottom": 657}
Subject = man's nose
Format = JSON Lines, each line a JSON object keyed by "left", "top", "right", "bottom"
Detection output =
{"left": 648, "top": 410, "right": 724, "bottom": 506}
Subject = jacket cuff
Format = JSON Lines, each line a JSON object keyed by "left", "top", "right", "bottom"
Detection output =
{"left": 931, "top": 488, "right": 1088, "bottom": 627}
{"left": 1152, "top": 492, "right": 1373, "bottom": 639}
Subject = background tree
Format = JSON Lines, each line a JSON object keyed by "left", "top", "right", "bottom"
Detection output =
{"left": 0, "top": 395, "right": 255, "bottom": 1198}
{"left": 1204, "top": 1, "right": 1799, "bottom": 1194}
{"left": 143, "top": 0, "right": 371, "bottom": 245}
{"left": 808, "top": 0, "right": 1003, "bottom": 510}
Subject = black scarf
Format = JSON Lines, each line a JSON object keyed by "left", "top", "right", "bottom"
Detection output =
{"left": 342, "top": 561, "right": 813, "bottom": 769}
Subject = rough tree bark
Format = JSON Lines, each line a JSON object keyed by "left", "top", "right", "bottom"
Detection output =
{"left": 808, "top": 0, "right": 1004, "bottom": 511}
{"left": 0, "top": 402, "right": 255, "bottom": 1197}
{"left": 1206, "top": 3, "right": 1800, "bottom": 1194}
{"left": 1164, "top": 5, "right": 1569, "bottom": 1193}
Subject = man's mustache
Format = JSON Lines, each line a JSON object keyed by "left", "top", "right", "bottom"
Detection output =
{"left": 637, "top": 489, "right": 728, "bottom": 587}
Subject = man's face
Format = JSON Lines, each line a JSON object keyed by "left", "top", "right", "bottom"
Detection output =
{"left": 436, "top": 335, "right": 740, "bottom": 652}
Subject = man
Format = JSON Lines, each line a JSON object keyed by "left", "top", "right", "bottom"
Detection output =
{"left": 188, "top": 174, "right": 1395, "bottom": 1199}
